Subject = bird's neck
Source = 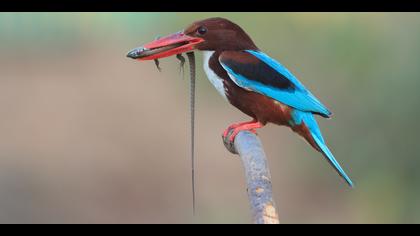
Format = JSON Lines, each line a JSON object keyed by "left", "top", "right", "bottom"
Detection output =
{"left": 202, "top": 51, "right": 229, "bottom": 79}
{"left": 202, "top": 51, "right": 230, "bottom": 101}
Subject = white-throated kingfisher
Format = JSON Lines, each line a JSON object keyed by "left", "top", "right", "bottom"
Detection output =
{"left": 127, "top": 17, "right": 353, "bottom": 187}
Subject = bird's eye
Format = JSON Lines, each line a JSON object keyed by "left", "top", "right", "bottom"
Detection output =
{"left": 197, "top": 26, "right": 207, "bottom": 35}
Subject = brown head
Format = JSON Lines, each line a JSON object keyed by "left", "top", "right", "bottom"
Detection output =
{"left": 127, "top": 17, "right": 258, "bottom": 60}
{"left": 183, "top": 17, "right": 258, "bottom": 51}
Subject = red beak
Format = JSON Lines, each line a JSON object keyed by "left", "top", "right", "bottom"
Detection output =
{"left": 127, "top": 31, "right": 204, "bottom": 60}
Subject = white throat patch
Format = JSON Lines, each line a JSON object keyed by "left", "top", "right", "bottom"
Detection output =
{"left": 202, "top": 51, "right": 228, "bottom": 101}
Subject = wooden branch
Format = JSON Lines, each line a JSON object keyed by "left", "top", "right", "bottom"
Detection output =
{"left": 223, "top": 131, "right": 280, "bottom": 224}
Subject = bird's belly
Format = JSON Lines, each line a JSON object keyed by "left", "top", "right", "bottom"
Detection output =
{"left": 203, "top": 51, "right": 228, "bottom": 101}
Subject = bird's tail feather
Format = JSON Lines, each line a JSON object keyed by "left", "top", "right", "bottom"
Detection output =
{"left": 297, "top": 112, "right": 354, "bottom": 187}
{"left": 312, "top": 133, "right": 354, "bottom": 187}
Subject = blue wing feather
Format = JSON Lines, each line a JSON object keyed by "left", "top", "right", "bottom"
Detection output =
{"left": 219, "top": 50, "right": 332, "bottom": 117}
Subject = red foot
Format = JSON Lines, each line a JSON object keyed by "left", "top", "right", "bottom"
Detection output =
{"left": 222, "top": 120, "right": 264, "bottom": 142}
{"left": 222, "top": 120, "right": 258, "bottom": 138}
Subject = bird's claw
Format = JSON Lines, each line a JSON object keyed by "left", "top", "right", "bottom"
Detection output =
{"left": 222, "top": 127, "right": 238, "bottom": 154}
{"left": 222, "top": 126, "right": 258, "bottom": 155}
{"left": 222, "top": 121, "right": 263, "bottom": 154}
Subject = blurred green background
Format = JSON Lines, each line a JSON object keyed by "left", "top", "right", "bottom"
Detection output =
{"left": 0, "top": 12, "right": 419, "bottom": 223}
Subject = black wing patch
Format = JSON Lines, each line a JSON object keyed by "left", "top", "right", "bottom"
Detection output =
{"left": 220, "top": 51, "right": 295, "bottom": 91}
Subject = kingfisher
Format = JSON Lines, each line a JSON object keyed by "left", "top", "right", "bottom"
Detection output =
{"left": 127, "top": 17, "right": 353, "bottom": 187}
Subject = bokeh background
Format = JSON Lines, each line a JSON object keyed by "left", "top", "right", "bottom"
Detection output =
{"left": 0, "top": 12, "right": 419, "bottom": 223}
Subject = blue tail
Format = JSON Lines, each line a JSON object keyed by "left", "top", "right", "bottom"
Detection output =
{"left": 291, "top": 111, "right": 354, "bottom": 187}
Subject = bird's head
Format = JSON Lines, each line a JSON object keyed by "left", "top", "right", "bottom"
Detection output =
{"left": 127, "top": 17, "right": 258, "bottom": 60}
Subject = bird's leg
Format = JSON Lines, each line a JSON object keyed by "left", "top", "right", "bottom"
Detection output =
{"left": 222, "top": 120, "right": 258, "bottom": 138}
{"left": 228, "top": 121, "right": 264, "bottom": 142}
{"left": 223, "top": 120, "right": 265, "bottom": 142}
